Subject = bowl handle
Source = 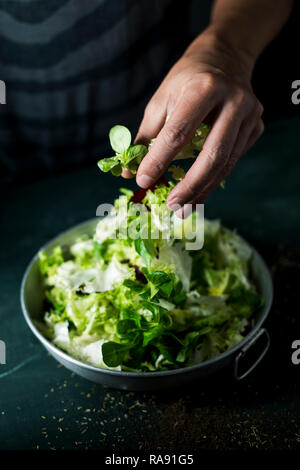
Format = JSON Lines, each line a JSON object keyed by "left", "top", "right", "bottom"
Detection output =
{"left": 234, "top": 328, "right": 270, "bottom": 381}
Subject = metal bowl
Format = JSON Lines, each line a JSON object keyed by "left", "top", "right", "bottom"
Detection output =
{"left": 21, "top": 218, "right": 273, "bottom": 391}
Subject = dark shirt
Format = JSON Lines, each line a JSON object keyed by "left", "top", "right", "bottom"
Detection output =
{"left": 0, "top": 0, "right": 211, "bottom": 185}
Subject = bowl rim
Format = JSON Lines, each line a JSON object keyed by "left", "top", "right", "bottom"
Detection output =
{"left": 20, "top": 217, "right": 273, "bottom": 379}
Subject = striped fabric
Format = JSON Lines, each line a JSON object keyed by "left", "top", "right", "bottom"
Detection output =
{"left": 0, "top": 0, "right": 211, "bottom": 185}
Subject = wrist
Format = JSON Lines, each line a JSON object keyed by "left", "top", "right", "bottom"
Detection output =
{"left": 183, "top": 26, "right": 256, "bottom": 84}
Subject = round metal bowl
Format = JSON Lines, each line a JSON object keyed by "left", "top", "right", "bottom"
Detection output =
{"left": 21, "top": 218, "right": 273, "bottom": 391}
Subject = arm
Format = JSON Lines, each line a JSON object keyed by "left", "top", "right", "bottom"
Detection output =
{"left": 210, "top": 0, "right": 293, "bottom": 67}
{"left": 125, "top": 0, "right": 293, "bottom": 214}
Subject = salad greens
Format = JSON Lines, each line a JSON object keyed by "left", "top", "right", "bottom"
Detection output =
{"left": 98, "top": 125, "right": 148, "bottom": 175}
{"left": 98, "top": 123, "right": 210, "bottom": 176}
{"left": 39, "top": 180, "right": 262, "bottom": 372}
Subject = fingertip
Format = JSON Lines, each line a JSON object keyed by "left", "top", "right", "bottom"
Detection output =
{"left": 174, "top": 204, "right": 193, "bottom": 219}
{"left": 136, "top": 174, "right": 154, "bottom": 189}
{"left": 174, "top": 207, "right": 185, "bottom": 219}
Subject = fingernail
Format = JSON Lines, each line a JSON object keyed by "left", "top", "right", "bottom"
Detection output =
{"left": 174, "top": 207, "right": 184, "bottom": 219}
{"left": 175, "top": 204, "right": 193, "bottom": 219}
{"left": 137, "top": 174, "right": 153, "bottom": 188}
{"left": 167, "top": 197, "right": 182, "bottom": 211}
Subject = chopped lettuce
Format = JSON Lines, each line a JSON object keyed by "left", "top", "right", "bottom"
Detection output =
{"left": 39, "top": 178, "right": 263, "bottom": 372}
{"left": 153, "top": 243, "right": 192, "bottom": 292}
{"left": 168, "top": 165, "right": 186, "bottom": 181}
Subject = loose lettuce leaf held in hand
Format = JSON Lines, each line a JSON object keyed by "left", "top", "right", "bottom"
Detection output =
{"left": 98, "top": 123, "right": 226, "bottom": 191}
{"left": 109, "top": 125, "right": 131, "bottom": 153}
{"left": 98, "top": 123, "right": 210, "bottom": 176}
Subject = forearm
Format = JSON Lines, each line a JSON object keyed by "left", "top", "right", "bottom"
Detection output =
{"left": 184, "top": 0, "right": 294, "bottom": 80}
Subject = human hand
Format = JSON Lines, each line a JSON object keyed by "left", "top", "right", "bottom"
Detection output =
{"left": 123, "top": 28, "right": 264, "bottom": 214}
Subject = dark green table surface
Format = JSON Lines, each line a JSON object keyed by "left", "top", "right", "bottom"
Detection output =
{"left": 1, "top": 116, "right": 300, "bottom": 452}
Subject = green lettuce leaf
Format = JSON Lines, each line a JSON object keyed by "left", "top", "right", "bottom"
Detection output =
{"left": 98, "top": 123, "right": 210, "bottom": 176}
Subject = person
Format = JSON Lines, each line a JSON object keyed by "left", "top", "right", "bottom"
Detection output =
{"left": 0, "top": 0, "right": 293, "bottom": 201}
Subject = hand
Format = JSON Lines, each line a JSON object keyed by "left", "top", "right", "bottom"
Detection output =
{"left": 123, "top": 28, "right": 264, "bottom": 213}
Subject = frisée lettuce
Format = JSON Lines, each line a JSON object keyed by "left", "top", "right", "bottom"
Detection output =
{"left": 38, "top": 181, "right": 263, "bottom": 372}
